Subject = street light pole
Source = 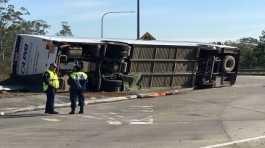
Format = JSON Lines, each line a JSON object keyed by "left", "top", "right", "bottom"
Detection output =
{"left": 137, "top": 0, "right": 140, "bottom": 39}
{"left": 101, "top": 11, "right": 135, "bottom": 38}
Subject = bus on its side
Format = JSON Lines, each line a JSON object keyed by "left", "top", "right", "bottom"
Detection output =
{"left": 11, "top": 34, "right": 240, "bottom": 91}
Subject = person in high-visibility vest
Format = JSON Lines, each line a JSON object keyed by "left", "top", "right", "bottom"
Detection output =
{"left": 68, "top": 64, "right": 88, "bottom": 114}
{"left": 42, "top": 63, "right": 60, "bottom": 114}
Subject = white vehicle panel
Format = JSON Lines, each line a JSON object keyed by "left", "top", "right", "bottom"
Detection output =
{"left": 16, "top": 36, "right": 57, "bottom": 75}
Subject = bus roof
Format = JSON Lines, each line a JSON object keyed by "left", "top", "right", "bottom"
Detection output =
{"left": 18, "top": 34, "right": 237, "bottom": 49}
{"left": 19, "top": 34, "right": 102, "bottom": 44}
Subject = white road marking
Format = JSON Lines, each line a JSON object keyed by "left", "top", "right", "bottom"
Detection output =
{"left": 91, "top": 113, "right": 111, "bottom": 118}
{"left": 140, "top": 109, "right": 154, "bottom": 113}
{"left": 80, "top": 115, "right": 103, "bottom": 120}
{"left": 130, "top": 106, "right": 153, "bottom": 108}
{"left": 128, "top": 106, "right": 154, "bottom": 113}
{"left": 175, "top": 121, "right": 192, "bottom": 124}
{"left": 109, "top": 112, "right": 118, "bottom": 115}
{"left": 108, "top": 117, "right": 115, "bottom": 120}
{"left": 130, "top": 119, "right": 154, "bottom": 125}
{"left": 201, "top": 135, "right": 265, "bottom": 148}
{"left": 3, "top": 108, "right": 18, "bottom": 110}
{"left": 129, "top": 116, "right": 154, "bottom": 125}
{"left": 41, "top": 118, "right": 61, "bottom": 122}
{"left": 91, "top": 112, "right": 125, "bottom": 119}
{"left": 115, "top": 115, "right": 124, "bottom": 118}
{"left": 233, "top": 84, "right": 263, "bottom": 88}
{"left": 88, "top": 109, "right": 154, "bottom": 125}
{"left": 56, "top": 115, "right": 69, "bottom": 118}
{"left": 107, "top": 120, "right": 123, "bottom": 125}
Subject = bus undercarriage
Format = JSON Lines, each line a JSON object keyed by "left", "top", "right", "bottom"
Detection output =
{"left": 53, "top": 41, "right": 240, "bottom": 92}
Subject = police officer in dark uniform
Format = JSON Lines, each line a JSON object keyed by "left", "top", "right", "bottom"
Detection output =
{"left": 68, "top": 64, "right": 88, "bottom": 114}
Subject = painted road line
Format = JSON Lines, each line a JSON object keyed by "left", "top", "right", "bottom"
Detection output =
{"left": 114, "top": 115, "right": 124, "bottom": 118}
{"left": 128, "top": 106, "right": 154, "bottom": 113}
{"left": 80, "top": 115, "right": 103, "bottom": 120}
{"left": 129, "top": 118, "right": 154, "bottom": 125}
{"left": 233, "top": 84, "right": 263, "bottom": 88}
{"left": 129, "top": 106, "right": 153, "bottom": 108}
{"left": 109, "top": 112, "right": 118, "bottom": 115}
{"left": 201, "top": 135, "right": 265, "bottom": 148}
{"left": 140, "top": 109, "right": 154, "bottom": 113}
{"left": 90, "top": 113, "right": 111, "bottom": 119}
{"left": 107, "top": 120, "right": 123, "bottom": 125}
{"left": 41, "top": 118, "right": 61, "bottom": 122}
{"left": 129, "top": 116, "right": 154, "bottom": 125}
{"left": 108, "top": 117, "right": 116, "bottom": 120}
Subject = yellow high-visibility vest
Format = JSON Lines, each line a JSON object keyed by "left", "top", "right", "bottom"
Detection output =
{"left": 70, "top": 72, "right": 88, "bottom": 80}
{"left": 42, "top": 70, "right": 60, "bottom": 91}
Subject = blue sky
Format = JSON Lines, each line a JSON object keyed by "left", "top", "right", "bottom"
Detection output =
{"left": 9, "top": 0, "right": 265, "bottom": 41}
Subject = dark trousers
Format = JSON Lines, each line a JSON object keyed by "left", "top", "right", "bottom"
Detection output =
{"left": 45, "top": 87, "right": 55, "bottom": 113}
{"left": 70, "top": 90, "right": 85, "bottom": 112}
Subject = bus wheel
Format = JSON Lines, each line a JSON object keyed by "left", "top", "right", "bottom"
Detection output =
{"left": 102, "top": 78, "right": 123, "bottom": 92}
{"left": 224, "top": 55, "right": 236, "bottom": 73}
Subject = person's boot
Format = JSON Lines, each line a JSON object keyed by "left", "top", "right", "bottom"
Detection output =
{"left": 69, "top": 109, "right": 75, "bottom": 114}
{"left": 79, "top": 107, "right": 84, "bottom": 114}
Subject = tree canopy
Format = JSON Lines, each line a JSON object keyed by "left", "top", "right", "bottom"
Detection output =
{"left": 0, "top": 0, "right": 72, "bottom": 80}
{"left": 225, "top": 33, "right": 265, "bottom": 69}
{"left": 56, "top": 21, "right": 73, "bottom": 37}
{"left": 140, "top": 32, "right": 156, "bottom": 40}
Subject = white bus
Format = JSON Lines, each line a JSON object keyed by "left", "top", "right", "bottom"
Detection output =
{"left": 11, "top": 34, "right": 240, "bottom": 91}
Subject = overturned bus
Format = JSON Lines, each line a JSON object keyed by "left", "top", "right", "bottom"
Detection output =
{"left": 11, "top": 34, "right": 240, "bottom": 92}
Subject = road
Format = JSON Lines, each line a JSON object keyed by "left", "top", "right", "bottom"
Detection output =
{"left": 1, "top": 76, "right": 265, "bottom": 148}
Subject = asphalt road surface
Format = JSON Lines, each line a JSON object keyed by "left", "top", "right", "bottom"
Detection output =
{"left": 1, "top": 76, "right": 265, "bottom": 148}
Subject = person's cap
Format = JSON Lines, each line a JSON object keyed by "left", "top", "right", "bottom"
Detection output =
{"left": 50, "top": 63, "right": 58, "bottom": 68}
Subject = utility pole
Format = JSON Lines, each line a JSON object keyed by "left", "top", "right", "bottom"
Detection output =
{"left": 137, "top": 0, "right": 140, "bottom": 39}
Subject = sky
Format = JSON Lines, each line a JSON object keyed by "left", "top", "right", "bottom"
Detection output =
{"left": 8, "top": 0, "right": 265, "bottom": 42}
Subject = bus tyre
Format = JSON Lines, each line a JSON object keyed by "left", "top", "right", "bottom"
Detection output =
{"left": 102, "top": 79, "right": 123, "bottom": 92}
{"left": 223, "top": 55, "right": 236, "bottom": 73}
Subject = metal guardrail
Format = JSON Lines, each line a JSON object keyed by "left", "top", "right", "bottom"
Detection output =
{"left": 239, "top": 69, "right": 265, "bottom": 75}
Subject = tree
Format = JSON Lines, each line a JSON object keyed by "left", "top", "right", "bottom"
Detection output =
{"left": 0, "top": 0, "right": 50, "bottom": 79}
{"left": 0, "top": 1, "right": 30, "bottom": 29}
{"left": 259, "top": 30, "right": 265, "bottom": 43}
{"left": 253, "top": 31, "right": 265, "bottom": 68}
{"left": 0, "top": 0, "right": 49, "bottom": 53}
{"left": 140, "top": 32, "right": 156, "bottom": 40}
{"left": 0, "top": 0, "right": 30, "bottom": 51}
{"left": 16, "top": 20, "right": 50, "bottom": 35}
{"left": 225, "top": 37, "right": 258, "bottom": 69}
{"left": 239, "top": 37, "right": 258, "bottom": 45}
{"left": 56, "top": 21, "right": 73, "bottom": 37}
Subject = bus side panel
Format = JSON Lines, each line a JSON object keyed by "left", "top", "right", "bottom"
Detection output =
{"left": 15, "top": 36, "right": 58, "bottom": 76}
{"left": 34, "top": 40, "right": 58, "bottom": 74}
{"left": 11, "top": 35, "right": 21, "bottom": 75}
{"left": 16, "top": 36, "right": 38, "bottom": 75}
{"left": 16, "top": 36, "right": 25, "bottom": 75}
